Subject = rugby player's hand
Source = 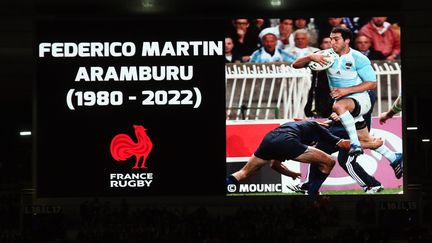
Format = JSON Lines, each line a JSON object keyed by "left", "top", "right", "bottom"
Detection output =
{"left": 310, "top": 53, "right": 329, "bottom": 67}
{"left": 379, "top": 111, "right": 393, "bottom": 125}
{"left": 329, "top": 112, "right": 340, "bottom": 122}
{"left": 336, "top": 139, "right": 351, "bottom": 150}
{"left": 330, "top": 88, "right": 349, "bottom": 100}
{"left": 290, "top": 172, "right": 302, "bottom": 180}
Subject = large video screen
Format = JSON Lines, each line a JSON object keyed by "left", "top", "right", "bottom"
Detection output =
{"left": 35, "top": 15, "right": 403, "bottom": 197}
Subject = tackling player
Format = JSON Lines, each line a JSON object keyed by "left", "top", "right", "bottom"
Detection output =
{"left": 226, "top": 120, "right": 381, "bottom": 197}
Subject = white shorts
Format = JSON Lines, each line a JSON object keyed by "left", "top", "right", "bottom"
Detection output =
{"left": 345, "top": 92, "right": 371, "bottom": 123}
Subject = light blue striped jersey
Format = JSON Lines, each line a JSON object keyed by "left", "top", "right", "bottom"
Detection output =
{"left": 326, "top": 48, "right": 376, "bottom": 97}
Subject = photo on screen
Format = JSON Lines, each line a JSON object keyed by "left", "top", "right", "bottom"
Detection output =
{"left": 225, "top": 16, "right": 403, "bottom": 196}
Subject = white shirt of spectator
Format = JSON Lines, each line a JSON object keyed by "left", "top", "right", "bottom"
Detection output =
{"left": 259, "top": 48, "right": 285, "bottom": 62}
{"left": 225, "top": 54, "right": 233, "bottom": 62}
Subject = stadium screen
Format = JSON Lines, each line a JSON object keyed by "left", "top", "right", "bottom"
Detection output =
{"left": 35, "top": 15, "right": 403, "bottom": 198}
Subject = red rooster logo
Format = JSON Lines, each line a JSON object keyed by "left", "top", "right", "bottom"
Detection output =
{"left": 110, "top": 125, "right": 153, "bottom": 169}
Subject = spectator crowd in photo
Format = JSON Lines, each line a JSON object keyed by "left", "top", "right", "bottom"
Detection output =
{"left": 225, "top": 17, "right": 401, "bottom": 64}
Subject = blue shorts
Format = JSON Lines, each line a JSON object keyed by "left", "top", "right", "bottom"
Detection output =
{"left": 254, "top": 127, "right": 308, "bottom": 161}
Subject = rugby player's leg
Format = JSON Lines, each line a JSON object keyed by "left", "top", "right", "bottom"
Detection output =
{"left": 333, "top": 98, "right": 363, "bottom": 155}
{"left": 357, "top": 126, "right": 384, "bottom": 149}
{"left": 356, "top": 124, "right": 402, "bottom": 179}
{"left": 338, "top": 149, "right": 383, "bottom": 191}
{"left": 228, "top": 155, "right": 270, "bottom": 184}
{"left": 294, "top": 146, "right": 336, "bottom": 195}
{"left": 362, "top": 91, "right": 402, "bottom": 178}
{"left": 373, "top": 144, "right": 403, "bottom": 179}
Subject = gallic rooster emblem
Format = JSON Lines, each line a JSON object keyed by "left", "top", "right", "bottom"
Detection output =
{"left": 110, "top": 125, "right": 153, "bottom": 169}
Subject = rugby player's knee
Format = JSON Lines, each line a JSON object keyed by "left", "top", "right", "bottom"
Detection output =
{"left": 332, "top": 102, "right": 346, "bottom": 114}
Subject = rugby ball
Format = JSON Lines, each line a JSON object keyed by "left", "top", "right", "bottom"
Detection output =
{"left": 308, "top": 49, "right": 338, "bottom": 71}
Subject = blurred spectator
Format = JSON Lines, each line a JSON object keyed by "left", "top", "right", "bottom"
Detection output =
{"left": 293, "top": 17, "right": 319, "bottom": 47}
{"left": 316, "top": 17, "right": 347, "bottom": 45}
{"left": 328, "top": 17, "right": 345, "bottom": 26}
{"left": 341, "top": 17, "right": 364, "bottom": 35}
{"left": 387, "top": 16, "right": 401, "bottom": 38}
{"left": 227, "top": 18, "right": 261, "bottom": 62}
{"left": 284, "top": 29, "right": 319, "bottom": 58}
{"left": 320, "top": 36, "right": 332, "bottom": 49}
{"left": 358, "top": 17, "right": 401, "bottom": 60}
{"left": 261, "top": 18, "right": 295, "bottom": 50}
{"left": 249, "top": 28, "right": 295, "bottom": 63}
{"left": 354, "top": 34, "right": 386, "bottom": 60}
{"left": 252, "top": 18, "right": 271, "bottom": 32}
{"left": 392, "top": 22, "right": 401, "bottom": 39}
{"left": 294, "top": 17, "right": 308, "bottom": 29}
{"left": 225, "top": 36, "right": 241, "bottom": 63}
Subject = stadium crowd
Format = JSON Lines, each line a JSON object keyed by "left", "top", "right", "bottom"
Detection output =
{"left": 2, "top": 195, "right": 432, "bottom": 242}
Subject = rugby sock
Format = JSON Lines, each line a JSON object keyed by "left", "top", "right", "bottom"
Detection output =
{"left": 374, "top": 145, "right": 397, "bottom": 163}
{"left": 226, "top": 174, "right": 239, "bottom": 185}
{"left": 308, "top": 170, "right": 328, "bottom": 196}
{"left": 339, "top": 111, "right": 361, "bottom": 146}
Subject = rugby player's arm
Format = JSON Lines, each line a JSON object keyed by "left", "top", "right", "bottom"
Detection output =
{"left": 292, "top": 53, "right": 328, "bottom": 69}
{"left": 390, "top": 95, "right": 402, "bottom": 114}
{"left": 270, "top": 160, "right": 301, "bottom": 179}
{"left": 292, "top": 55, "right": 313, "bottom": 68}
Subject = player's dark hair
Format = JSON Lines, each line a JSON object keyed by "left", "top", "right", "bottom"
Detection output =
{"left": 331, "top": 26, "right": 353, "bottom": 42}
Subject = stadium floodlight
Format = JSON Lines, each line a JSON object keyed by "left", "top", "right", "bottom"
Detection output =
{"left": 407, "top": 126, "right": 418, "bottom": 131}
{"left": 141, "top": 0, "right": 154, "bottom": 8}
{"left": 270, "top": 0, "right": 282, "bottom": 6}
{"left": 20, "top": 131, "right": 31, "bottom": 136}
{"left": 422, "top": 138, "right": 430, "bottom": 143}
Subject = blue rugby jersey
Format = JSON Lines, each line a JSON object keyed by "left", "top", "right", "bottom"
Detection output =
{"left": 277, "top": 120, "right": 340, "bottom": 146}
{"left": 326, "top": 48, "right": 376, "bottom": 97}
